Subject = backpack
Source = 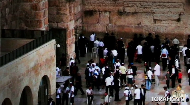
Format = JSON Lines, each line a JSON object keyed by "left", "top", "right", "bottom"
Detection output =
{"left": 128, "top": 90, "right": 133, "bottom": 101}
{"left": 167, "top": 91, "right": 171, "bottom": 98}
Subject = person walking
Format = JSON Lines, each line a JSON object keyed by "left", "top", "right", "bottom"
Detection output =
{"left": 69, "top": 82, "right": 75, "bottom": 105}
{"left": 124, "top": 86, "right": 131, "bottom": 105}
{"left": 165, "top": 71, "right": 170, "bottom": 89}
{"left": 62, "top": 84, "right": 69, "bottom": 105}
{"left": 153, "top": 62, "right": 160, "bottom": 86}
{"left": 170, "top": 65, "right": 176, "bottom": 88}
{"left": 146, "top": 68, "right": 153, "bottom": 90}
{"left": 119, "top": 63, "right": 127, "bottom": 86}
{"left": 188, "top": 69, "right": 190, "bottom": 86}
{"left": 163, "top": 86, "right": 170, "bottom": 105}
{"left": 141, "top": 84, "right": 146, "bottom": 105}
{"left": 86, "top": 86, "right": 94, "bottom": 105}
{"left": 114, "top": 77, "right": 121, "bottom": 101}
{"left": 127, "top": 65, "right": 133, "bottom": 88}
{"left": 134, "top": 85, "right": 142, "bottom": 105}
{"left": 136, "top": 43, "right": 143, "bottom": 63}
{"left": 75, "top": 73, "right": 85, "bottom": 95}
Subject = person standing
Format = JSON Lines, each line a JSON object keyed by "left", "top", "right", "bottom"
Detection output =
{"left": 119, "top": 63, "right": 127, "bottom": 86}
{"left": 127, "top": 65, "right": 133, "bottom": 88}
{"left": 141, "top": 84, "right": 146, "bottom": 105}
{"left": 178, "top": 70, "right": 182, "bottom": 84}
{"left": 105, "top": 74, "right": 113, "bottom": 96}
{"left": 75, "top": 73, "right": 85, "bottom": 95}
{"left": 161, "top": 46, "right": 169, "bottom": 71}
{"left": 56, "top": 86, "right": 61, "bottom": 105}
{"left": 136, "top": 43, "right": 143, "bottom": 63}
{"left": 104, "top": 92, "right": 111, "bottom": 105}
{"left": 48, "top": 98, "right": 55, "bottom": 105}
{"left": 124, "top": 87, "right": 131, "bottom": 105}
{"left": 131, "top": 63, "right": 137, "bottom": 79}
{"left": 134, "top": 85, "right": 142, "bottom": 105}
{"left": 165, "top": 71, "right": 170, "bottom": 89}
{"left": 89, "top": 32, "right": 96, "bottom": 52}
{"left": 112, "top": 48, "right": 118, "bottom": 64}
{"left": 69, "top": 82, "right": 75, "bottom": 105}
{"left": 170, "top": 65, "right": 176, "bottom": 88}
{"left": 182, "top": 45, "right": 188, "bottom": 66}
{"left": 146, "top": 68, "right": 153, "bottom": 90}
{"left": 153, "top": 62, "right": 161, "bottom": 86}
{"left": 86, "top": 86, "right": 94, "bottom": 105}
{"left": 114, "top": 77, "right": 121, "bottom": 101}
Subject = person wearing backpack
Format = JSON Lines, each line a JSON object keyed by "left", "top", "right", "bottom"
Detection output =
{"left": 134, "top": 85, "right": 143, "bottom": 105}
{"left": 124, "top": 86, "right": 132, "bottom": 105}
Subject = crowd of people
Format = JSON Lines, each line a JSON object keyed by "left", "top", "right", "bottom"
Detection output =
{"left": 52, "top": 32, "right": 190, "bottom": 105}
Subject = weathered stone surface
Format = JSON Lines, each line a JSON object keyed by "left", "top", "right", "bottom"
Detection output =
{"left": 0, "top": 40, "right": 56, "bottom": 105}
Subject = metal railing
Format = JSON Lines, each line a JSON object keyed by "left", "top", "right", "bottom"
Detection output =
{"left": 0, "top": 33, "right": 53, "bottom": 67}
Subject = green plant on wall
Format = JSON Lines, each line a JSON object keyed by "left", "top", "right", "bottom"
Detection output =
{"left": 117, "top": 10, "right": 124, "bottom": 16}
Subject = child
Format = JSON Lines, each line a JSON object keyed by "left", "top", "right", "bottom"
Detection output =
{"left": 178, "top": 70, "right": 182, "bottom": 84}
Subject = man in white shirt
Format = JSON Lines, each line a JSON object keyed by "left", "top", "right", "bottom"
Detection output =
{"left": 172, "top": 37, "right": 180, "bottom": 48}
{"left": 163, "top": 86, "right": 170, "bottom": 105}
{"left": 136, "top": 44, "right": 143, "bottom": 63}
{"left": 105, "top": 74, "right": 113, "bottom": 96}
{"left": 90, "top": 32, "right": 96, "bottom": 52}
{"left": 124, "top": 87, "right": 131, "bottom": 105}
{"left": 114, "top": 59, "right": 121, "bottom": 69}
{"left": 103, "top": 48, "right": 108, "bottom": 57}
{"left": 69, "top": 58, "right": 75, "bottom": 66}
{"left": 99, "top": 39, "right": 104, "bottom": 48}
{"left": 154, "top": 62, "right": 160, "bottom": 86}
{"left": 86, "top": 86, "right": 93, "bottom": 105}
{"left": 182, "top": 45, "right": 187, "bottom": 66}
{"left": 112, "top": 49, "right": 118, "bottom": 64}
{"left": 69, "top": 82, "right": 75, "bottom": 105}
{"left": 146, "top": 68, "right": 153, "bottom": 90}
{"left": 134, "top": 85, "right": 143, "bottom": 105}
{"left": 127, "top": 65, "right": 133, "bottom": 87}
{"left": 161, "top": 46, "right": 169, "bottom": 70}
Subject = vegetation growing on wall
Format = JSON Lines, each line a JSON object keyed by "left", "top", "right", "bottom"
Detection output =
{"left": 66, "top": 0, "right": 75, "bottom": 2}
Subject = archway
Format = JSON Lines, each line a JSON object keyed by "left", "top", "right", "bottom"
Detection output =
{"left": 2, "top": 98, "right": 12, "bottom": 105}
{"left": 19, "top": 86, "right": 33, "bottom": 105}
{"left": 38, "top": 75, "right": 51, "bottom": 105}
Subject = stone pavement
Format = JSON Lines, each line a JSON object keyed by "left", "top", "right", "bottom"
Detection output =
{"left": 74, "top": 53, "right": 190, "bottom": 105}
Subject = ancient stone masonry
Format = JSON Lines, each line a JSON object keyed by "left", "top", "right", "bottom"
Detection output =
{"left": 83, "top": 0, "right": 190, "bottom": 45}
{"left": 0, "top": 0, "right": 48, "bottom": 30}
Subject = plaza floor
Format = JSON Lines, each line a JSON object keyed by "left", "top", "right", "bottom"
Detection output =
{"left": 74, "top": 53, "right": 190, "bottom": 105}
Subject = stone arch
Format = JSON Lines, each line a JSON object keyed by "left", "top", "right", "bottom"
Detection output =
{"left": 38, "top": 75, "right": 51, "bottom": 105}
{"left": 19, "top": 86, "right": 33, "bottom": 105}
{"left": 2, "top": 98, "right": 12, "bottom": 105}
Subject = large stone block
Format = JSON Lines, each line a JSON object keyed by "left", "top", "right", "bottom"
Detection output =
{"left": 33, "top": 11, "right": 44, "bottom": 20}
{"left": 99, "top": 12, "right": 110, "bottom": 24}
{"left": 48, "top": 7, "right": 57, "bottom": 15}
{"left": 83, "top": 11, "right": 99, "bottom": 24}
{"left": 30, "top": 20, "right": 44, "bottom": 28}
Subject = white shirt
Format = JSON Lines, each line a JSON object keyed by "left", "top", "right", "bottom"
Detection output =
{"left": 154, "top": 64, "right": 160, "bottom": 76}
{"left": 134, "top": 89, "right": 141, "bottom": 99}
{"left": 164, "top": 91, "right": 169, "bottom": 97}
{"left": 136, "top": 45, "right": 143, "bottom": 54}
{"left": 86, "top": 89, "right": 93, "bottom": 95}
{"left": 114, "top": 62, "right": 121, "bottom": 69}
{"left": 188, "top": 69, "right": 190, "bottom": 73}
{"left": 94, "top": 40, "right": 99, "bottom": 47}
{"left": 64, "top": 87, "right": 70, "bottom": 93}
{"left": 105, "top": 77, "right": 113, "bottom": 86}
{"left": 70, "top": 86, "right": 74, "bottom": 97}
{"left": 182, "top": 47, "right": 187, "bottom": 56}
{"left": 175, "top": 59, "right": 179, "bottom": 68}
{"left": 147, "top": 70, "right": 153, "bottom": 80}
{"left": 124, "top": 89, "right": 131, "bottom": 100}
{"left": 127, "top": 69, "right": 133, "bottom": 78}
{"left": 112, "top": 50, "right": 118, "bottom": 56}
{"left": 56, "top": 88, "right": 61, "bottom": 98}
{"left": 102, "top": 67, "right": 105, "bottom": 75}
{"left": 110, "top": 75, "right": 114, "bottom": 85}
{"left": 161, "top": 48, "right": 169, "bottom": 58}
{"left": 150, "top": 45, "right": 154, "bottom": 53}
{"left": 99, "top": 41, "right": 104, "bottom": 47}
{"left": 69, "top": 59, "right": 75, "bottom": 66}
{"left": 103, "top": 49, "right": 108, "bottom": 56}
{"left": 56, "top": 67, "right": 60, "bottom": 71}
{"left": 172, "top": 68, "right": 175, "bottom": 74}
{"left": 90, "top": 34, "right": 95, "bottom": 41}
{"left": 172, "top": 38, "right": 179, "bottom": 44}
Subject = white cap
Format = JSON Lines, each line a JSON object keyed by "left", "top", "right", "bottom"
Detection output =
{"left": 135, "top": 85, "right": 138, "bottom": 88}
{"left": 70, "top": 82, "right": 72, "bottom": 84}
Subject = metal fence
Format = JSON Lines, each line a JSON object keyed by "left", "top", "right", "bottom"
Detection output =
{"left": 0, "top": 33, "right": 53, "bottom": 67}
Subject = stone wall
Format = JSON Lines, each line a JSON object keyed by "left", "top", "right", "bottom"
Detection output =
{"left": 0, "top": 0, "right": 48, "bottom": 30}
{"left": 83, "top": 0, "right": 190, "bottom": 45}
{"left": 48, "top": 0, "right": 83, "bottom": 62}
{"left": 0, "top": 40, "right": 56, "bottom": 105}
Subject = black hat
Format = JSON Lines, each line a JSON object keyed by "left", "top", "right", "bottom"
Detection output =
{"left": 48, "top": 98, "right": 53, "bottom": 101}
{"left": 163, "top": 86, "right": 167, "bottom": 89}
